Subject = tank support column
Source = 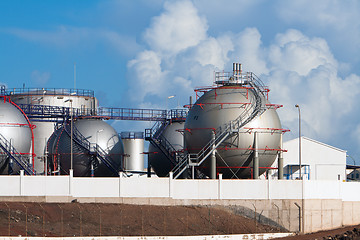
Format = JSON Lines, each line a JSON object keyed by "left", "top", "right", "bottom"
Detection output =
{"left": 253, "top": 132, "right": 259, "bottom": 179}
{"left": 278, "top": 134, "right": 284, "bottom": 179}
{"left": 210, "top": 130, "right": 216, "bottom": 179}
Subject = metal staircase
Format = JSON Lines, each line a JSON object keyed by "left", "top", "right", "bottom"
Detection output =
{"left": 145, "top": 120, "right": 182, "bottom": 167}
{"left": 62, "top": 122, "right": 120, "bottom": 176}
{"left": 172, "top": 73, "right": 267, "bottom": 179}
{"left": 0, "top": 133, "right": 36, "bottom": 175}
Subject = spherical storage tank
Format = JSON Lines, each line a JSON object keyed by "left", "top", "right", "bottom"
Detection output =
{"left": 184, "top": 78, "right": 282, "bottom": 179}
{"left": 0, "top": 100, "right": 32, "bottom": 174}
{"left": 47, "top": 119, "right": 124, "bottom": 177}
{"left": 148, "top": 120, "right": 185, "bottom": 177}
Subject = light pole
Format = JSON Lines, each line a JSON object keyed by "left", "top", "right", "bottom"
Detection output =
{"left": 347, "top": 155, "right": 356, "bottom": 166}
{"left": 295, "top": 104, "right": 302, "bottom": 180}
{"left": 166, "top": 95, "right": 175, "bottom": 109}
{"left": 65, "top": 99, "right": 73, "bottom": 171}
{"left": 295, "top": 104, "right": 304, "bottom": 233}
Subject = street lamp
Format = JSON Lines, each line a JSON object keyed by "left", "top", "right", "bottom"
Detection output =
{"left": 65, "top": 99, "right": 73, "bottom": 171}
{"left": 295, "top": 104, "right": 304, "bottom": 233}
{"left": 166, "top": 95, "right": 175, "bottom": 109}
{"left": 295, "top": 104, "right": 302, "bottom": 180}
{"left": 347, "top": 155, "right": 356, "bottom": 166}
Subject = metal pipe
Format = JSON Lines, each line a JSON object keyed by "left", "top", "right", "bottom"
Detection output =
{"left": 253, "top": 132, "right": 259, "bottom": 179}
{"left": 210, "top": 130, "right": 216, "bottom": 179}
{"left": 278, "top": 134, "right": 284, "bottom": 179}
{"left": 295, "top": 104, "right": 301, "bottom": 179}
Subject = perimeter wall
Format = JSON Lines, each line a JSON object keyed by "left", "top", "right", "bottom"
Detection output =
{"left": 0, "top": 171, "right": 359, "bottom": 233}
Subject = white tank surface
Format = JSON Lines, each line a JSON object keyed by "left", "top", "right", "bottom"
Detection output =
{"left": 121, "top": 132, "right": 144, "bottom": 172}
{"left": 9, "top": 88, "right": 98, "bottom": 174}
{"left": 47, "top": 119, "right": 124, "bottom": 177}
{"left": 0, "top": 100, "right": 32, "bottom": 174}
{"left": 184, "top": 85, "right": 282, "bottom": 179}
{"left": 148, "top": 121, "right": 185, "bottom": 177}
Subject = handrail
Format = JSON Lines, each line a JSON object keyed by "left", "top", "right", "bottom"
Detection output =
{"left": 5, "top": 87, "right": 94, "bottom": 97}
{"left": 0, "top": 133, "right": 35, "bottom": 175}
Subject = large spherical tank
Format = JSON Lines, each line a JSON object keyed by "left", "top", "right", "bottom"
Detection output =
{"left": 148, "top": 121, "right": 184, "bottom": 177}
{"left": 0, "top": 101, "right": 32, "bottom": 174}
{"left": 184, "top": 86, "right": 282, "bottom": 179}
{"left": 47, "top": 119, "right": 124, "bottom": 177}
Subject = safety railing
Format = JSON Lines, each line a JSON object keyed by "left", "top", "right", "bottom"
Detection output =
{"left": 0, "top": 133, "right": 36, "bottom": 175}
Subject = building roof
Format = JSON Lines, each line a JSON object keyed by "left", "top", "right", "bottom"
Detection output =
{"left": 285, "top": 136, "right": 347, "bottom": 153}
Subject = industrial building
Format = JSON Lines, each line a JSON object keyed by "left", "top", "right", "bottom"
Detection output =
{"left": 270, "top": 136, "right": 347, "bottom": 181}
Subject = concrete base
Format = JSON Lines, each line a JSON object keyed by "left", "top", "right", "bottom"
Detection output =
{"left": 0, "top": 196, "right": 358, "bottom": 233}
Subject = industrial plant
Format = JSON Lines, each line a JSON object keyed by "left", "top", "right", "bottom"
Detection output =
{"left": 0, "top": 63, "right": 357, "bottom": 234}
{"left": 0, "top": 63, "right": 289, "bottom": 179}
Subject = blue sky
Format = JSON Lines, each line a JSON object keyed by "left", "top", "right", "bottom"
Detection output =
{"left": 1, "top": 0, "right": 360, "bottom": 164}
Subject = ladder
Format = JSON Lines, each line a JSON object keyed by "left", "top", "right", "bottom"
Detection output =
{"left": 145, "top": 120, "right": 182, "bottom": 166}
{"left": 0, "top": 133, "right": 36, "bottom": 175}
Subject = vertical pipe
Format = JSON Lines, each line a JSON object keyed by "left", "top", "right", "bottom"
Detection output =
{"left": 210, "top": 130, "right": 216, "bottom": 179}
{"left": 147, "top": 159, "right": 151, "bottom": 178}
{"left": 189, "top": 96, "right": 193, "bottom": 109}
{"left": 278, "top": 134, "right": 284, "bottom": 179}
{"left": 253, "top": 132, "right": 259, "bottom": 179}
{"left": 91, "top": 162, "right": 94, "bottom": 177}
{"left": 233, "top": 63, "right": 236, "bottom": 76}
{"left": 70, "top": 100, "right": 73, "bottom": 171}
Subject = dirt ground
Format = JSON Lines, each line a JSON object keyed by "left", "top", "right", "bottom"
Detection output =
{"left": 1, "top": 202, "right": 359, "bottom": 239}
{"left": 273, "top": 225, "right": 360, "bottom": 240}
{"left": 0, "top": 202, "right": 279, "bottom": 237}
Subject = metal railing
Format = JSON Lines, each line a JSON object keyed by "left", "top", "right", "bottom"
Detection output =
{"left": 0, "top": 133, "right": 36, "bottom": 175}
{"left": 5, "top": 88, "right": 94, "bottom": 97}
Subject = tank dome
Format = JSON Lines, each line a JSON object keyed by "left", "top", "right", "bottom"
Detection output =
{"left": 184, "top": 86, "right": 282, "bottom": 179}
{"left": 47, "top": 119, "right": 124, "bottom": 177}
{"left": 0, "top": 101, "right": 32, "bottom": 174}
{"left": 148, "top": 121, "right": 184, "bottom": 177}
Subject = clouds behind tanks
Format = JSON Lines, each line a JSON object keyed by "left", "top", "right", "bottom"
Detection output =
{"left": 126, "top": 0, "right": 360, "bottom": 160}
{"left": 1, "top": 0, "right": 360, "bottom": 161}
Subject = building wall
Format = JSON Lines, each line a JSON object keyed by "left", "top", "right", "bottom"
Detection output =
{"left": 271, "top": 136, "right": 346, "bottom": 181}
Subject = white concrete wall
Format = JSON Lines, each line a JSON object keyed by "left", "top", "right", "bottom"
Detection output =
{"left": 0, "top": 172, "right": 359, "bottom": 202}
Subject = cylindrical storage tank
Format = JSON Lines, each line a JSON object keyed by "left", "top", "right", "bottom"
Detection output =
{"left": 47, "top": 119, "right": 123, "bottom": 177}
{"left": 9, "top": 88, "right": 98, "bottom": 174}
{"left": 148, "top": 120, "right": 185, "bottom": 177}
{"left": 0, "top": 100, "right": 32, "bottom": 174}
{"left": 121, "top": 132, "right": 144, "bottom": 172}
{"left": 184, "top": 86, "right": 282, "bottom": 179}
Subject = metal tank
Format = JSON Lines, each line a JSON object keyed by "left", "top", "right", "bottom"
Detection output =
{"left": 121, "top": 132, "right": 144, "bottom": 172}
{"left": 0, "top": 100, "right": 32, "bottom": 174}
{"left": 9, "top": 88, "right": 98, "bottom": 174}
{"left": 47, "top": 119, "right": 124, "bottom": 177}
{"left": 184, "top": 69, "right": 283, "bottom": 179}
{"left": 148, "top": 120, "right": 185, "bottom": 177}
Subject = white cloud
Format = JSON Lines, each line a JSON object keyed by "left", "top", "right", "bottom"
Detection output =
{"left": 144, "top": 0, "right": 208, "bottom": 56}
{"left": 276, "top": 0, "right": 360, "bottom": 67}
{"left": 31, "top": 70, "right": 51, "bottom": 86}
{"left": 268, "top": 29, "right": 337, "bottom": 76}
{"left": 127, "top": 50, "right": 165, "bottom": 101}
